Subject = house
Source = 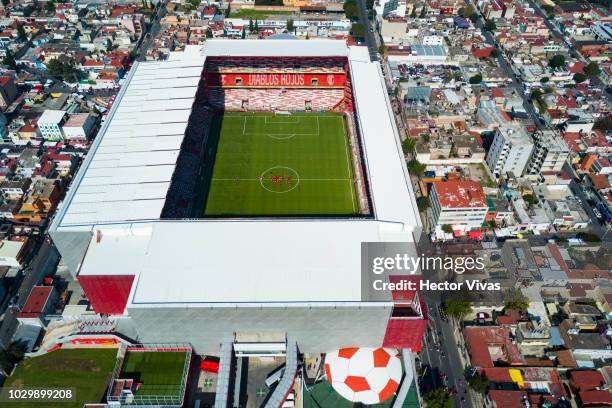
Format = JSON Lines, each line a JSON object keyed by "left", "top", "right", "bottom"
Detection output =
{"left": 62, "top": 113, "right": 96, "bottom": 141}
{"left": 37, "top": 109, "right": 67, "bottom": 141}
{"left": 430, "top": 180, "right": 489, "bottom": 231}
{"left": 0, "top": 76, "right": 17, "bottom": 110}
{"left": 14, "top": 179, "right": 61, "bottom": 223}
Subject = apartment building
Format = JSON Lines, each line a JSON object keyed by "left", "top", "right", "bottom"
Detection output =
{"left": 430, "top": 180, "right": 489, "bottom": 230}
{"left": 528, "top": 130, "right": 570, "bottom": 175}
{"left": 486, "top": 124, "right": 534, "bottom": 180}
{"left": 37, "top": 110, "right": 67, "bottom": 141}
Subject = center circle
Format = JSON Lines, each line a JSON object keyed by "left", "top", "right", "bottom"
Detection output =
{"left": 260, "top": 166, "right": 300, "bottom": 193}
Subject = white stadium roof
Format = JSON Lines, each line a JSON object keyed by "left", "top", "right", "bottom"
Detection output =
{"left": 51, "top": 40, "right": 421, "bottom": 306}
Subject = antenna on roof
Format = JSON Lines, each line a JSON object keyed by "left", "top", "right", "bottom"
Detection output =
{"left": 96, "top": 229, "right": 102, "bottom": 244}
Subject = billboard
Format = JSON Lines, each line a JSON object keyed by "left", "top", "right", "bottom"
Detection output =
{"left": 206, "top": 73, "right": 346, "bottom": 88}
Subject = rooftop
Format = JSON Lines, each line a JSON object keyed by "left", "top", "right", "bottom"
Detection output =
{"left": 432, "top": 180, "right": 488, "bottom": 209}
{"left": 50, "top": 41, "right": 421, "bottom": 306}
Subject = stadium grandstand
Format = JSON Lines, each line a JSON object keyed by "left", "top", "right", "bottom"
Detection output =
{"left": 49, "top": 39, "right": 424, "bottom": 360}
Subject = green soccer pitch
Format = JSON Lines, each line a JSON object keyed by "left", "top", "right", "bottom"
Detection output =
{"left": 200, "top": 112, "right": 360, "bottom": 216}
{"left": 120, "top": 351, "right": 188, "bottom": 399}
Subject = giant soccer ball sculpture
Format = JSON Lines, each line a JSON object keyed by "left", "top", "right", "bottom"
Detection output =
{"left": 324, "top": 347, "right": 403, "bottom": 405}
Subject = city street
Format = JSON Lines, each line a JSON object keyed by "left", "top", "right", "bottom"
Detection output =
{"left": 0, "top": 239, "right": 59, "bottom": 348}
{"left": 355, "top": 0, "right": 379, "bottom": 61}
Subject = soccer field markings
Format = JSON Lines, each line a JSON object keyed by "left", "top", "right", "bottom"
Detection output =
{"left": 340, "top": 117, "right": 357, "bottom": 213}
{"left": 259, "top": 166, "right": 300, "bottom": 193}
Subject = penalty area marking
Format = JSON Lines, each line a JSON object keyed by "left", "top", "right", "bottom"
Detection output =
{"left": 259, "top": 166, "right": 300, "bottom": 194}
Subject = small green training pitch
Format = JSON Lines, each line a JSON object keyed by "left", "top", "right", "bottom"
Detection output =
{"left": 120, "top": 350, "right": 188, "bottom": 399}
{"left": 3, "top": 348, "right": 117, "bottom": 408}
{"left": 202, "top": 112, "right": 359, "bottom": 216}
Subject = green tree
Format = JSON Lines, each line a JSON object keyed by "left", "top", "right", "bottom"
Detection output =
{"left": 17, "top": 23, "right": 27, "bottom": 41}
{"left": 344, "top": 0, "right": 358, "bottom": 18}
{"left": 594, "top": 117, "right": 612, "bottom": 131}
{"left": 365, "top": 0, "right": 374, "bottom": 10}
{"left": 548, "top": 54, "right": 566, "bottom": 69}
{"left": 407, "top": 159, "right": 426, "bottom": 176}
{"left": 577, "top": 232, "right": 602, "bottom": 242}
{"left": 504, "top": 292, "right": 529, "bottom": 311}
{"left": 443, "top": 300, "right": 472, "bottom": 320}
{"left": 467, "top": 372, "right": 490, "bottom": 394}
{"left": 254, "top": 20, "right": 259, "bottom": 33}
{"left": 542, "top": 4, "right": 554, "bottom": 14}
{"left": 419, "top": 6, "right": 427, "bottom": 18}
{"left": 488, "top": 220, "right": 496, "bottom": 230}
{"left": 583, "top": 62, "right": 600, "bottom": 78}
{"left": 424, "top": 388, "right": 453, "bottom": 408}
{"left": 206, "top": 28, "right": 213, "bottom": 38}
{"left": 469, "top": 73, "right": 482, "bottom": 84}
{"left": 460, "top": 5, "right": 474, "bottom": 18}
{"left": 249, "top": 19, "right": 254, "bottom": 32}
{"left": 402, "top": 137, "right": 416, "bottom": 156}
{"left": 286, "top": 19, "right": 294, "bottom": 32}
{"left": 1, "top": 0, "right": 9, "bottom": 7}
{"left": 2, "top": 50, "right": 16, "bottom": 69}
{"left": 421, "top": 133, "right": 430, "bottom": 143}
{"left": 378, "top": 44, "right": 387, "bottom": 57}
{"left": 417, "top": 196, "right": 429, "bottom": 212}
{"left": 190, "top": 0, "right": 200, "bottom": 6}
{"left": 45, "top": 1, "right": 56, "bottom": 13}
{"left": 350, "top": 23, "right": 365, "bottom": 38}
{"left": 441, "top": 224, "right": 453, "bottom": 234}
{"left": 241, "top": 28, "right": 246, "bottom": 39}
{"left": 484, "top": 19, "right": 496, "bottom": 32}
{"left": 491, "top": 49, "right": 500, "bottom": 58}
{"left": 46, "top": 59, "right": 64, "bottom": 77}
{"left": 573, "top": 72, "right": 587, "bottom": 83}
{"left": 540, "top": 76, "right": 549, "bottom": 83}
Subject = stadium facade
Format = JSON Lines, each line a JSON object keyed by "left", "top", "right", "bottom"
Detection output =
{"left": 49, "top": 40, "right": 425, "bottom": 354}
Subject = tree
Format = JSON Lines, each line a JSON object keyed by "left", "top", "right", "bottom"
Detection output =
{"left": 444, "top": 300, "right": 472, "bottom": 320}
{"left": 249, "top": 19, "right": 254, "bottom": 32}
{"left": 350, "top": 23, "right": 365, "bottom": 38}
{"left": 1, "top": 0, "right": 8, "bottom": 7}
{"left": 286, "top": 19, "right": 294, "bottom": 32}
{"left": 343, "top": 0, "right": 358, "bottom": 19}
{"left": 410, "top": 5, "right": 417, "bottom": 18}
{"left": 483, "top": 19, "right": 496, "bottom": 32}
{"left": 206, "top": 28, "right": 213, "bottom": 38}
{"left": 424, "top": 389, "right": 453, "bottom": 408}
{"left": 441, "top": 224, "right": 453, "bottom": 234}
{"left": 225, "top": 3, "right": 231, "bottom": 18}
{"left": 419, "top": 6, "right": 427, "bottom": 18}
{"left": 190, "top": 0, "right": 201, "bottom": 6}
{"left": 401, "top": 137, "right": 416, "bottom": 156}
{"left": 548, "top": 54, "right": 566, "bottom": 69}
{"left": 467, "top": 372, "right": 490, "bottom": 394}
{"left": 490, "top": 49, "right": 500, "bottom": 58}
{"left": 5, "top": 341, "right": 26, "bottom": 365}
{"left": 542, "top": 4, "right": 555, "bottom": 14}
{"left": 2, "top": 50, "right": 16, "bottom": 69}
{"left": 540, "top": 76, "right": 549, "bottom": 83}
{"left": 488, "top": 220, "right": 496, "bottom": 230}
{"left": 421, "top": 133, "right": 430, "bottom": 143}
{"left": 241, "top": 28, "right": 246, "bottom": 39}
{"left": 469, "top": 73, "right": 482, "bottom": 84}
{"left": 583, "top": 62, "right": 600, "bottom": 78}
{"left": 407, "top": 159, "right": 426, "bottom": 176}
{"left": 378, "top": 44, "right": 387, "bottom": 57}
{"left": 573, "top": 72, "right": 587, "bottom": 83}
{"left": 577, "top": 232, "right": 602, "bottom": 243}
{"left": 460, "top": 5, "right": 474, "bottom": 18}
{"left": 594, "top": 117, "right": 612, "bottom": 131}
{"left": 365, "top": 0, "right": 374, "bottom": 10}
{"left": 504, "top": 292, "right": 529, "bottom": 311}
{"left": 417, "top": 196, "right": 429, "bottom": 212}
{"left": 17, "top": 23, "right": 27, "bottom": 41}
{"left": 45, "top": 1, "right": 56, "bottom": 13}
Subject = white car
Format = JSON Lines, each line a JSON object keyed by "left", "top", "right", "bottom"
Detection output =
{"left": 593, "top": 208, "right": 602, "bottom": 218}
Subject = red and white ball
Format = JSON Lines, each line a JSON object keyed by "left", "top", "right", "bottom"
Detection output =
{"left": 324, "top": 347, "right": 402, "bottom": 405}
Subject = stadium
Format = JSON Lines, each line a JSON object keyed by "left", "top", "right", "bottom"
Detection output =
{"left": 49, "top": 40, "right": 425, "bottom": 403}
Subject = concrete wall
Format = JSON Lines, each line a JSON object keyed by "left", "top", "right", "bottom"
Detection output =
{"left": 127, "top": 304, "right": 392, "bottom": 354}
